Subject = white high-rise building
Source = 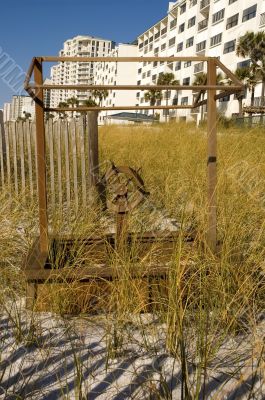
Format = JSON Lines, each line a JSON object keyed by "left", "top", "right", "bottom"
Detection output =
{"left": 3, "top": 96, "right": 35, "bottom": 122}
{"left": 50, "top": 35, "right": 115, "bottom": 108}
{"left": 137, "top": 0, "right": 265, "bottom": 122}
{"left": 94, "top": 43, "right": 138, "bottom": 124}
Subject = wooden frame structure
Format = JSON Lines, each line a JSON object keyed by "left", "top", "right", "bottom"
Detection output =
{"left": 23, "top": 57, "right": 243, "bottom": 305}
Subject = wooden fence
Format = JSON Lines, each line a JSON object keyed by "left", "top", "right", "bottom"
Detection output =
{"left": 0, "top": 118, "right": 98, "bottom": 214}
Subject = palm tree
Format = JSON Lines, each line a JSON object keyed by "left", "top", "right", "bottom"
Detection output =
{"left": 157, "top": 73, "right": 179, "bottom": 122}
{"left": 66, "top": 97, "right": 79, "bottom": 117}
{"left": 234, "top": 66, "right": 259, "bottom": 115}
{"left": 193, "top": 72, "right": 223, "bottom": 122}
{"left": 83, "top": 98, "right": 98, "bottom": 107}
{"left": 144, "top": 88, "right": 162, "bottom": 118}
{"left": 236, "top": 31, "right": 265, "bottom": 106}
{"left": 193, "top": 72, "right": 207, "bottom": 122}
{"left": 92, "top": 89, "right": 108, "bottom": 106}
{"left": 58, "top": 101, "right": 68, "bottom": 119}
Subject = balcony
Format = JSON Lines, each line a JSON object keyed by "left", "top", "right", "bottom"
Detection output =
{"left": 200, "top": 0, "right": 210, "bottom": 13}
{"left": 198, "top": 18, "right": 208, "bottom": 31}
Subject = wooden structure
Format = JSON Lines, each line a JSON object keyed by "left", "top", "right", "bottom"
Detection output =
{"left": 23, "top": 56, "right": 243, "bottom": 308}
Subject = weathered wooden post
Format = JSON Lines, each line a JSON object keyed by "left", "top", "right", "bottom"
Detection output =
{"left": 87, "top": 111, "right": 99, "bottom": 200}
{"left": 34, "top": 57, "right": 48, "bottom": 255}
{"left": 207, "top": 59, "right": 217, "bottom": 253}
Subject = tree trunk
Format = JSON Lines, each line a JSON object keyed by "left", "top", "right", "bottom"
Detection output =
{"left": 238, "top": 98, "right": 243, "bottom": 117}
{"left": 200, "top": 93, "right": 205, "bottom": 123}
{"left": 261, "top": 79, "right": 265, "bottom": 107}
{"left": 251, "top": 87, "right": 255, "bottom": 107}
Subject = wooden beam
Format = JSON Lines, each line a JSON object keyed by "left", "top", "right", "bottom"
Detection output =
{"left": 45, "top": 105, "right": 193, "bottom": 112}
{"left": 207, "top": 59, "right": 217, "bottom": 253}
{"left": 41, "top": 56, "right": 213, "bottom": 63}
{"left": 27, "top": 84, "right": 242, "bottom": 91}
{"left": 34, "top": 58, "right": 48, "bottom": 254}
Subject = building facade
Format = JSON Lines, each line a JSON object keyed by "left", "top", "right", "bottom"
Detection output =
{"left": 50, "top": 35, "right": 115, "bottom": 108}
{"left": 137, "top": 0, "right": 265, "bottom": 122}
{"left": 94, "top": 43, "right": 138, "bottom": 124}
{"left": 3, "top": 96, "right": 35, "bottom": 122}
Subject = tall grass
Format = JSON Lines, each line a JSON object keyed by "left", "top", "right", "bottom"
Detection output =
{"left": 0, "top": 121, "right": 264, "bottom": 398}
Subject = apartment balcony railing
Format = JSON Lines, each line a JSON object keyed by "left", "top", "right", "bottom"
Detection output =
{"left": 194, "top": 62, "right": 204, "bottom": 73}
{"left": 200, "top": 0, "right": 210, "bottom": 11}
{"left": 198, "top": 19, "right": 208, "bottom": 31}
{"left": 260, "top": 12, "right": 265, "bottom": 26}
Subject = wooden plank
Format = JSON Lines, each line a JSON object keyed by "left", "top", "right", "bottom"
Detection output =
{"left": 87, "top": 111, "right": 99, "bottom": 188}
{"left": 11, "top": 122, "right": 18, "bottom": 195}
{"left": 207, "top": 59, "right": 217, "bottom": 253}
{"left": 79, "top": 117, "right": 87, "bottom": 207}
{"left": 46, "top": 105, "right": 193, "bottom": 112}
{"left": 34, "top": 58, "right": 48, "bottom": 254}
{"left": 48, "top": 119, "right": 55, "bottom": 210}
{"left": 19, "top": 121, "right": 26, "bottom": 193}
{"left": 57, "top": 119, "right": 63, "bottom": 209}
{"left": 26, "top": 120, "right": 34, "bottom": 198}
{"left": 70, "top": 118, "right": 78, "bottom": 211}
{"left": 0, "top": 123, "right": 4, "bottom": 187}
{"left": 5, "top": 123, "right": 11, "bottom": 188}
{"left": 40, "top": 56, "right": 213, "bottom": 63}
{"left": 32, "top": 122, "right": 38, "bottom": 192}
{"left": 64, "top": 120, "right": 71, "bottom": 210}
{"left": 32, "top": 84, "right": 239, "bottom": 91}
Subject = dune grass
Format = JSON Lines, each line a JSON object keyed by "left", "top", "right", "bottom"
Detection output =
{"left": 0, "top": 121, "right": 264, "bottom": 398}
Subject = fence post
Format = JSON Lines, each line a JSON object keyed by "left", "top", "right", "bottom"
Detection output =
{"left": 34, "top": 58, "right": 48, "bottom": 254}
{"left": 87, "top": 111, "right": 99, "bottom": 190}
{"left": 207, "top": 59, "right": 217, "bottom": 254}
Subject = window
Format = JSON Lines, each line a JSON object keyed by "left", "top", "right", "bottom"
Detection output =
{"left": 219, "top": 95, "right": 230, "bottom": 102}
{"left": 183, "top": 77, "right": 190, "bottom": 85}
{"left": 138, "top": 68, "right": 142, "bottom": 74}
{"left": 194, "top": 61, "right": 204, "bottom": 73}
{"left": 179, "top": 23, "right": 185, "bottom": 33}
{"left": 142, "top": 72, "right": 146, "bottom": 79}
{"left": 223, "top": 39, "right": 236, "bottom": 54}
{"left": 153, "top": 61, "right": 158, "bottom": 67}
{"left": 137, "top": 80, "right": 141, "bottom": 85}
{"left": 180, "top": 3, "right": 186, "bottom": 14}
{"left": 149, "top": 44, "right": 153, "bottom": 51}
{"left": 144, "top": 39, "right": 148, "bottom": 46}
{"left": 154, "top": 47, "right": 159, "bottom": 54}
{"left": 196, "top": 40, "right": 206, "bottom": 52}
{"left": 242, "top": 4, "right": 257, "bottom": 22}
{"left": 161, "top": 43, "right": 166, "bottom": 51}
{"left": 149, "top": 36, "right": 153, "bottom": 42}
{"left": 212, "top": 9, "right": 225, "bottom": 24}
{"left": 190, "top": 0, "right": 197, "bottom": 6}
{"left": 175, "top": 61, "right": 181, "bottom": 71}
{"left": 139, "top": 43, "right": 143, "bottom": 49}
{"left": 184, "top": 61, "right": 191, "bottom": 68}
{"left": 260, "top": 12, "right": 265, "bottom": 26}
{"left": 186, "top": 37, "right": 194, "bottom": 48}
{"left": 210, "top": 33, "right": 222, "bottom": 47}
{"left": 198, "top": 19, "right": 208, "bottom": 31}
{"left": 181, "top": 96, "right": 188, "bottom": 105}
{"left": 226, "top": 13, "right": 239, "bottom": 29}
{"left": 155, "top": 31, "right": 160, "bottom": 40}
{"left": 169, "top": 37, "right": 176, "bottom": 47}
{"left": 229, "top": 0, "right": 237, "bottom": 4}
{"left": 237, "top": 59, "right": 251, "bottom": 68}
{"left": 177, "top": 42, "right": 183, "bottom": 52}
{"left": 161, "top": 27, "right": 167, "bottom": 36}
{"left": 152, "top": 74, "right": 157, "bottom": 82}
{"left": 170, "top": 19, "right": 177, "bottom": 29}
{"left": 188, "top": 16, "right": 196, "bottom": 28}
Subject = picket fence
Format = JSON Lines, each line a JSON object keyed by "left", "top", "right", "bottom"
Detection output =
{"left": 0, "top": 118, "right": 97, "bottom": 213}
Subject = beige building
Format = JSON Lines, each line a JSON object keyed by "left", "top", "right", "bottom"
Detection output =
{"left": 50, "top": 35, "right": 115, "bottom": 107}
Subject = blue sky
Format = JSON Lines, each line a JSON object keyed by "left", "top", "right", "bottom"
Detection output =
{"left": 0, "top": 0, "right": 170, "bottom": 108}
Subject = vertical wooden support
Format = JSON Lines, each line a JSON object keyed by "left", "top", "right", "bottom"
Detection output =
{"left": 207, "top": 59, "right": 217, "bottom": 253}
{"left": 26, "top": 283, "right": 38, "bottom": 310}
{"left": 34, "top": 58, "right": 48, "bottom": 254}
{"left": 87, "top": 111, "right": 99, "bottom": 188}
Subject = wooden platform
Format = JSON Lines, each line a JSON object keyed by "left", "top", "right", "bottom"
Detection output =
{"left": 23, "top": 230, "right": 195, "bottom": 309}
